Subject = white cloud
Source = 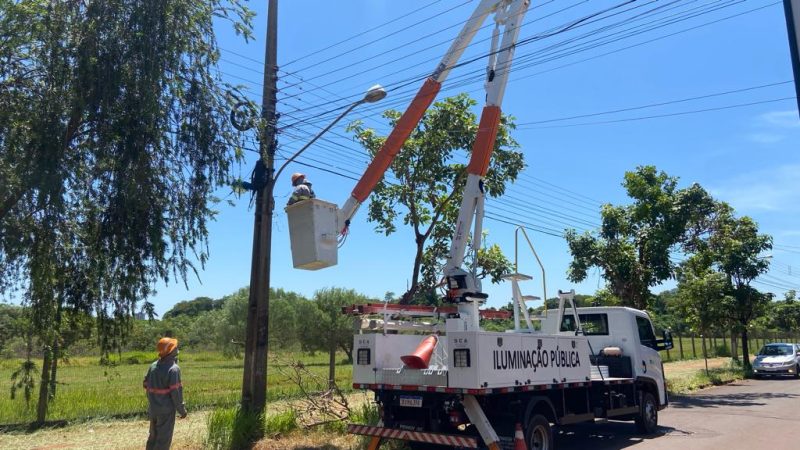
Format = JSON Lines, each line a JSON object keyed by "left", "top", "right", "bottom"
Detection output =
{"left": 711, "top": 164, "right": 800, "bottom": 212}
{"left": 747, "top": 133, "right": 784, "bottom": 144}
{"left": 759, "top": 110, "right": 800, "bottom": 129}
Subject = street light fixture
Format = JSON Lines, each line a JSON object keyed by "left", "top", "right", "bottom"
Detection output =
{"left": 274, "top": 84, "right": 387, "bottom": 185}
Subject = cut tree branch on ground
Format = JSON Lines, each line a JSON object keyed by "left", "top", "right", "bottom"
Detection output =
{"left": 271, "top": 356, "right": 351, "bottom": 429}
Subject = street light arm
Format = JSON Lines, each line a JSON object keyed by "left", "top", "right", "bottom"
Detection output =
{"left": 273, "top": 100, "right": 363, "bottom": 189}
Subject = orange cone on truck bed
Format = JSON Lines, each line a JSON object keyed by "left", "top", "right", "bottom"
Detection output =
{"left": 401, "top": 335, "right": 438, "bottom": 369}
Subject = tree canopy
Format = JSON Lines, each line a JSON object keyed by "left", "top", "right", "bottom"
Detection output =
{"left": 565, "top": 166, "right": 716, "bottom": 309}
{"left": 0, "top": 0, "right": 253, "bottom": 423}
{"left": 348, "top": 94, "right": 524, "bottom": 303}
{"left": 163, "top": 296, "right": 223, "bottom": 320}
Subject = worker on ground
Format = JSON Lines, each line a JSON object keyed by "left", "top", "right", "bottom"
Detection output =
{"left": 287, "top": 172, "right": 315, "bottom": 206}
{"left": 143, "top": 337, "right": 187, "bottom": 450}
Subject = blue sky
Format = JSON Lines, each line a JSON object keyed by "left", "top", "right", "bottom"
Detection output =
{"left": 148, "top": 0, "right": 800, "bottom": 316}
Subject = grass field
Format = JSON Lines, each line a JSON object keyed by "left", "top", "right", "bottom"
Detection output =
{"left": 0, "top": 357, "right": 743, "bottom": 450}
{"left": 0, "top": 351, "right": 354, "bottom": 425}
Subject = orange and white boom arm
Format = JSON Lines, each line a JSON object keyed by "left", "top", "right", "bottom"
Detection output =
{"left": 337, "top": 0, "right": 518, "bottom": 231}
{"left": 445, "top": 0, "right": 529, "bottom": 311}
{"left": 337, "top": 0, "right": 530, "bottom": 331}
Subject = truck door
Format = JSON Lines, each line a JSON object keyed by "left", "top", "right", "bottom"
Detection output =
{"left": 634, "top": 315, "right": 667, "bottom": 406}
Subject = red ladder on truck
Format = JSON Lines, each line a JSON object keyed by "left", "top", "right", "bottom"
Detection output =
{"left": 342, "top": 303, "right": 511, "bottom": 320}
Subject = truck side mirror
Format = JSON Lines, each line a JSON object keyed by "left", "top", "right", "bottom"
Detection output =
{"left": 655, "top": 330, "right": 674, "bottom": 351}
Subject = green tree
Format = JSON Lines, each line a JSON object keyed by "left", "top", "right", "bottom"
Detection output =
{"left": 0, "top": 0, "right": 253, "bottom": 423}
{"left": 163, "top": 296, "right": 222, "bottom": 320}
{"left": 348, "top": 94, "right": 524, "bottom": 304}
{"left": 301, "top": 288, "right": 370, "bottom": 386}
{"left": 675, "top": 257, "right": 730, "bottom": 339}
{"left": 706, "top": 214, "right": 772, "bottom": 371}
{"left": 0, "top": 303, "right": 25, "bottom": 355}
{"left": 566, "top": 166, "right": 716, "bottom": 310}
{"left": 649, "top": 288, "right": 689, "bottom": 334}
{"left": 770, "top": 290, "right": 800, "bottom": 333}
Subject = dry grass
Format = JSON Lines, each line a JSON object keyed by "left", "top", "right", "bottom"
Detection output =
{"left": 0, "top": 412, "right": 209, "bottom": 450}
{"left": 0, "top": 358, "right": 743, "bottom": 450}
{"left": 662, "top": 356, "right": 732, "bottom": 379}
{"left": 255, "top": 430, "right": 360, "bottom": 450}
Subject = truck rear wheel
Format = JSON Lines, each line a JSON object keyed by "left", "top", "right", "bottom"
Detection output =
{"left": 525, "top": 414, "right": 554, "bottom": 450}
{"left": 635, "top": 392, "right": 658, "bottom": 434}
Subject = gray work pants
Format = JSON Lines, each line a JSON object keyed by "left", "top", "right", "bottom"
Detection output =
{"left": 146, "top": 413, "right": 176, "bottom": 450}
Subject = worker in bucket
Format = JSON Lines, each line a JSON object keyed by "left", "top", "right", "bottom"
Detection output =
{"left": 287, "top": 172, "right": 315, "bottom": 206}
{"left": 143, "top": 337, "right": 187, "bottom": 450}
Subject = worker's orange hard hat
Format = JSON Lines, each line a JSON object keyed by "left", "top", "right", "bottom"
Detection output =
{"left": 157, "top": 337, "right": 178, "bottom": 358}
{"left": 291, "top": 173, "right": 305, "bottom": 184}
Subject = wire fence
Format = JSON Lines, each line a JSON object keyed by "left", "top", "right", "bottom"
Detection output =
{"left": 659, "top": 332, "right": 800, "bottom": 362}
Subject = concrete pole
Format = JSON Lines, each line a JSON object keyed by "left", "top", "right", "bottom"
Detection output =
{"left": 241, "top": 0, "right": 279, "bottom": 415}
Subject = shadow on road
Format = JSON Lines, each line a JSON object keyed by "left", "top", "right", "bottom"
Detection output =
{"left": 670, "top": 385, "right": 800, "bottom": 410}
{"left": 556, "top": 422, "right": 680, "bottom": 450}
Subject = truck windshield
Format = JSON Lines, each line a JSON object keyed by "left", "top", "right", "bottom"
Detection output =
{"left": 560, "top": 313, "right": 609, "bottom": 335}
{"left": 759, "top": 345, "right": 794, "bottom": 356}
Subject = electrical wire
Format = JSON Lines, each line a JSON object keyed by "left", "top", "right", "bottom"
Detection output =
{"left": 281, "top": 0, "right": 777, "bottom": 129}
{"left": 282, "top": 0, "right": 449, "bottom": 68}
{"left": 280, "top": 0, "right": 734, "bottom": 120}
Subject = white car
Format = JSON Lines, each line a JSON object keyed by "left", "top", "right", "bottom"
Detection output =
{"left": 753, "top": 343, "right": 800, "bottom": 378}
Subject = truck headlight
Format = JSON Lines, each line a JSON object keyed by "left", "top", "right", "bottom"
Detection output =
{"left": 453, "top": 349, "right": 471, "bottom": 368}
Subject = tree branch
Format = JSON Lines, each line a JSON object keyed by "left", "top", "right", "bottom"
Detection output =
{"left": 422, "top": 171, "right": 465, "bottom": 239}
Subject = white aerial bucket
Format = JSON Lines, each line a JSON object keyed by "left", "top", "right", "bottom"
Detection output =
{"left": 285, "top": 199, "right": 338, "bottom": 270}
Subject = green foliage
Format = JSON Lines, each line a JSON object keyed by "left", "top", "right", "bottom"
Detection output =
{"left": 0, "top": 0, "right": 254, "bottom": 422}
{"left": 666, "top": 360, "right": 743, "bottom": 394}
{"left": 704, "top": 211, "right": 772, "bottom": 369}
{"left": 0, "top": 303, "right": 25, "bottom": 355}
{"left": 348, "top": 94, "right": 524, "bottom": 302}
{"left": 9, "top": 358, "right": 36, "bottom": 406}
{"left": 769, "top": 291, "right": 800, "bottom": 331}
{"left": 301, "top": 288, "right": 371, "bottom": 364}
{"left": 675, "top": 261, "right": 731, "bottom": 335}
{"left": 163, "top": 297, "right": 222, "bottom": 320}
{"left": 0, "top": 350, "right": 355, "bottom": 424}
{"left": 566, "top": 166, "right": 716, "bottom": 310}
{"left": 350, "top": 402, "right": 380, "bottom": 426}
{"left": 206, "top": 406, "right": 265, "bottom": 450}
{"left": 263, "top": 409, "right": 299, "bottom": 435}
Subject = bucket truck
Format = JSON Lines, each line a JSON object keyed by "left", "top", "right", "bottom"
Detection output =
{"left": 285, "top": 1, "right": 674, "bottom": 448}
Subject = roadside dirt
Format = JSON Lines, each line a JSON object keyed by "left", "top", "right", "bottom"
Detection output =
{"left": 0, "top": 358, "right": 736, "bottom": 450}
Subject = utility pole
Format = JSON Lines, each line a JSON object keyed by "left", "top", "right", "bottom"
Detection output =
{"left": 241, "top": 0, "right": 278, "bottom": 415}
{"left": 785, "top": 0, "right": 800, "bottom": 117}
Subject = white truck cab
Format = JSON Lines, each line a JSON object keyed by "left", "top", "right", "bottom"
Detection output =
{"left": 541, "top": 307, "right": 671, "bottom": 408}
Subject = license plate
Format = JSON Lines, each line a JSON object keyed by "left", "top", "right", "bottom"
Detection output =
{"left": 399, "top": 396, "right": 423, "bottom": 408}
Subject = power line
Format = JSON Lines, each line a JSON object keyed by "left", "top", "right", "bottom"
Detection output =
{"left": 278, "top": 0, "right": 636, "bottom": 120}
{"left": 282, "top": 0, "right": 449, "bottom": 68}
{"left": 516, "top": 96, "right": 798, "bottom": 129}
{"left": 283, "top": 0, "right": 749, "bottom": 121}
{"left": 286, "top": 0, "right": 475, "bottom": 76}
{"left": 231, "top": 0, "right": 758, "bottom": 127}
{"left": 281, "top": 0, "right": 571, "bottom": 99}
{"left": 515, "top": 80, "right": 795, "bottom": 126}
{"left": 281, "top": 0, "right": 773, "bottom": 129}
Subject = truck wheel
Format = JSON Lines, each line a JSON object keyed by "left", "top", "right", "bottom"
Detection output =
{"left": 635, "top": 392, "right": 658, "bottom": 435}
{"left": 525, "top": 414, "right": 554, "bottom": 450}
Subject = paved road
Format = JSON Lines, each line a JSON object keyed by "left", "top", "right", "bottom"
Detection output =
{"left": 557, "top": 377, "right": 800, "bottom": 449}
